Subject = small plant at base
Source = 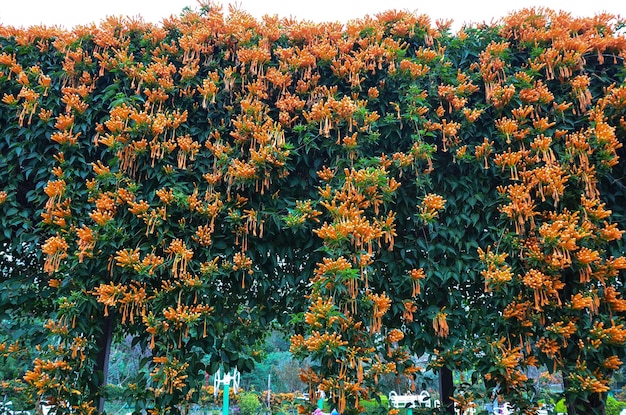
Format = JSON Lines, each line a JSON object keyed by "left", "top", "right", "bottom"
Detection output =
{"left": 238, "top": 391, "right": 262, "bottom": 415}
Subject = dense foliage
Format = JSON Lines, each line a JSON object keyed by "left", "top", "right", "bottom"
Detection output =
{"left": 1, "top": 3, "right": 625, "bottom": 415}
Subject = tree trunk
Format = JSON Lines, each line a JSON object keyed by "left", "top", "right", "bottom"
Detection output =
{"left": 94, "top": 315, "right": 114, "bottom": 413}
{"left": 439, "top": 366, "right": 454, "bottom": 414}
{"left": 565, "top": 394, "right": 606, "bottom": 415}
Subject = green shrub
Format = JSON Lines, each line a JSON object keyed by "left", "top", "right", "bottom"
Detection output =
{"left": 360, "top": 396, "right": 388, "bottom": 415}
{"left": 238, "top": 391, "right": 262, "bottom": 415}
{"left": 606, "top": 396, "right": 626, "bottom": 415}
{"left": 555, "top": 399, "right": 567, "bottom": 414}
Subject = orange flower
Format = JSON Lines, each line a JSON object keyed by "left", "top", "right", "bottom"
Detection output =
{"left": 479, "top": 247, "right": 513, "bottom": 291}
{"left": 1, "top": 93, "right": 17, "bottom": 105}
{"left": 419, "top": 193, "right": 446, "bottom": 222}
{"left": 42, "top": 234, "right": 69, "bottom": 274}
{"left": 433, "top": 308, "right": 449, "bottom": 338}
{"left": 423, "top": 193, "right": 445, "bottom": 210}
{"left": 493, "top": 148, "right": 523, "bottom": 180}
{"left": 50, "top": 130, "right": 81, "bottom": 146}
{"left": 193, "top": 225, "right": 213, "bottom": 247}
{"left": 44, "top": 179, "right": 66, "bottom": 201}
{"left": 503, "top": 300, "right": 531, "bottom": 323}
{"left": 92, "top": 161, "right": 111, "bottom": 176}
{"left": 115, "top": 248, "right": 141, "bottom": 269}
{"left": 233, "top": 251, "right": 254, "bottom": 287}
{"left": 368, "top": 292, "right": 391, "bottom": 334}
{"left": 76, "top": 225, "right": 95, "bottom": 262}
{"left": 38, "top": 108, "right": 53, "bottom": 121}
{"left": 462, "top": 108, "right": 483, "bottom": 122}
{"left": 128, "top": 200, "right": 150, "bottom": 215}
{"left": 602, "top": 355, "right": 622, "bottom": 370}
{"left": 387, "top": 329, "right": 404, "bottom": 343}
{"left": 475, "top": 138, "right": 494, "bottom": 169}
{"left": 600, "top": 222, "right": 624, "bottom": 241}
{"left": 604, "top": 286, "right": 626, "bottom": 312}
{"left": 570, "top": 292, "right": 598, "bottom": 313}
{"left": 403, "top": 300, "right": 417, "bottom": 322}
{"left": 303, "top": 331, "right": 348, "bottom": 353}
{"left": 571, "top": 74, "right": 593, "bottom": 112}
{"left": 408, "top": 268, "right": 425, "bottom": 296}
{"left": 54, "top": 113, "right": 74, "bottom": 131}
{"left": 176, "top": 134, "right": 200, "bottom": 169}
{"left": 495, "top": 117, "right": 518, "bottom": 143}
{"left": 573, "top": 373, "right": 611, "bottom": 394}
{"left": 165, "top": 239, "right": 193, "bottom": 278}
{"left": 95, "top": 192, "right": 117, "bottom": 212}
{"left": 90, "top": 210, "right": 114, "bottom": 226}
{"left": 303, "top": 296, "right": 338, "bottom": 329}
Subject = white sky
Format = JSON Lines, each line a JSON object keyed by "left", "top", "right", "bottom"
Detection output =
{"left": 0, "top": 0, "right": 624, "bottom": 31}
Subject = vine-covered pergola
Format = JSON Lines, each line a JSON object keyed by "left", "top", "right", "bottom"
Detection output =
{"left": 1, "top": 4, "right": 625, "bottom": 415}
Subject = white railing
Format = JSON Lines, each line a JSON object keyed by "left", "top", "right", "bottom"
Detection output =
{"left": 0, "top": 400, "right": 31, "bottom": 415}
{"left": 388, "top": 390, "right": 438, "bottom": 409}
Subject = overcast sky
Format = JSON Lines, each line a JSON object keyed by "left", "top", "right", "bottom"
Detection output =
{"left": 1, "top": 0, "right": 624, "bottom": 31}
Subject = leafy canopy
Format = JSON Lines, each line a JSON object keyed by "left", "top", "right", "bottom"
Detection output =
{"left": 0, "top": 4, "right": 625, "bottom": 415}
